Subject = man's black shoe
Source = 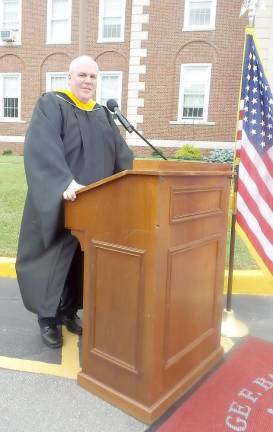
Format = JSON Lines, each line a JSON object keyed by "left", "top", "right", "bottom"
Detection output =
{"left": 40, "top": 325, "right": 63, "bottom": 348}
{"left": 62, "top": 314, "right": 82, "bottom": 335}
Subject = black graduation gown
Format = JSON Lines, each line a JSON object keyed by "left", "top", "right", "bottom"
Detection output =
{"left": 16, "top": 92, "right": 133, "bottom": 316}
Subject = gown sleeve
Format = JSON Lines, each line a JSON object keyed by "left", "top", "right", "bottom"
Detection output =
{"left": 24, "top": 92, "right": 74, "bottom": 248}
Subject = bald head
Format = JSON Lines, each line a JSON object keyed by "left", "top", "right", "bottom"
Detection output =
{"left": 68, "top": 55, "right": 99, "bottom": 103}
{"left": 69, "top": 56, "right": 98, "bottom": 74}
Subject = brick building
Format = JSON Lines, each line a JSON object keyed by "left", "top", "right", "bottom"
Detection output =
{"left": 0, "top": 0, "right": 248, "bottom": 156}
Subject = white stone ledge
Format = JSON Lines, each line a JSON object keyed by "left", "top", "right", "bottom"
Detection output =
{"left": 169, "top": 120, "right": 216, "bottom": 126}
{"left": 141, "top": 139, "right": 235, "bottom": 149}
{"left": 0, "top": 135, "right": 25, "bottom": 142}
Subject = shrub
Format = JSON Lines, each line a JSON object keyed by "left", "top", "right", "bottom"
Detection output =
{"left": 205, "top": 149, "right": 234, "bottom": 164}
{"left": 151, "top": 147, "right": 164, "bottom": 158}
{"left": 2, "top": 149, "right": 13, "bottom": 156}
{"left": 175, "top": 144, "right": 203, "bottom": 160}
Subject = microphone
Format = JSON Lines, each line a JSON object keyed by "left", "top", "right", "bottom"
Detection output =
{"left": 106, "top": 99, "right": 133, "bottom": 133}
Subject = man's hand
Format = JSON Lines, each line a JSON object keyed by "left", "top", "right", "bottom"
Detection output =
{"left": 63, "top": 180, "right": 85, "bottom": 201}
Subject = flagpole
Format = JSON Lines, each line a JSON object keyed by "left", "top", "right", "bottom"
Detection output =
{"left": 221, "top": 12, "right": 255, "bottom": 337}
{"left": 221, "top": 165, "right": 249, "bottom": 338}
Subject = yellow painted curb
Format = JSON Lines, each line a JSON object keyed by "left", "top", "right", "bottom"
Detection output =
{"left": 224, "top": 270, "right": 273, "bottom": 296}
{"left": 0, "top": 327, "right": 80, "bottom": 379}
{"left": 1, "top": 258, "right": 273, "bottom": 296}
{"left": 0, "top": 257, "right": 16, "bottom": 278}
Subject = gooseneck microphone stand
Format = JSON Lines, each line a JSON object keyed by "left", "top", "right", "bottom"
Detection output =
{"left": 106, "top": 99, "right": 168, "bottom": 161}
{"left": 127, "top": 123, "right": 168, "bottom": 161}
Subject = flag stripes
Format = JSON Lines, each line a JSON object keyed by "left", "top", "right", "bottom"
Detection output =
{"left": 236, "top": 30, "right": 273, "bottom": 274}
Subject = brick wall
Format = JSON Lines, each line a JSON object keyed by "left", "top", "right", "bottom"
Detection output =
{"left": 0, "top": 0, "right": 247, "bottom": 154}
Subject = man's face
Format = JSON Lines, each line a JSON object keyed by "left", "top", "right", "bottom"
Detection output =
{"left": 68, "top": 60, "right": 98, "bottom": 103}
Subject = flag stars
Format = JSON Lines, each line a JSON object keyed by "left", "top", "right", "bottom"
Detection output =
{"left": 252, "top": 98, "right": 257, "bottom": 104}
{"left": 260, "top": 141, "right": 266, "bottom": 147}
{"left": 251, "top": 129, "right": 257, "bottom": 135}
{"left": 251, "top": 108, "right": 257, "bottom": 114}
{"left": 268, "top": 133, "right": 273, "bottom": 139}
{"left": 251, "top": 119, "right": 257, "bottom": 125}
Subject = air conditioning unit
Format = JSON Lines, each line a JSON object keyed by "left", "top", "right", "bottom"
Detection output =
{"left": 0, "top": 30, "right": 16, "bottom": 42}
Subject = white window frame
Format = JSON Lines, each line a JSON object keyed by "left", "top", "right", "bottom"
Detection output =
{"left": 98, "top": 0, "right": 126, "bottom": 43}
{"left": 0, "top": 72, "right": 21, "bottom": 122}
{"left": 46, "top": 0, "right": 72, "bottom": 44}
{"left": 96, "top": 71, "right": 123, "bottom": 108}
{"left": 46, "top": 72, "right": 68, "bottom": 91}
{"left": 178, "top": 64, "right": 211, "bottom": 122}
{"left": 0, "top": 0, "right": 22, "bottom": 45}
{"left": 183, "top": 0, "right": 217, "bottom": 31}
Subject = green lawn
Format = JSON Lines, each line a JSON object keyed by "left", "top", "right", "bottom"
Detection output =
{"left": 0, "top": 156, "right": 259, "bottom": 268}
{"left": 0, "top": 155, "right": 27, "bottom": 256}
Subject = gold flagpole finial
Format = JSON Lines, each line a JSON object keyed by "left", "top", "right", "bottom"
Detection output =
{"left": 240, "top": 0, "right": 266, "bottom": 27}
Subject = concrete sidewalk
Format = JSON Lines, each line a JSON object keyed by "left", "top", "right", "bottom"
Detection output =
{"left": 0, "top": 264, "right": 272, "bottom": 432}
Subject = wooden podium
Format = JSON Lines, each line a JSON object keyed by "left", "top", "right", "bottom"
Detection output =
{"left": 65, "top": 160, "right": 231, "bottom": 423}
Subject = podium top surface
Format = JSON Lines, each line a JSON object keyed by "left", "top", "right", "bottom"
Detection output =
{"left": 76, "top": 159, "right": 232, "bottom": 196}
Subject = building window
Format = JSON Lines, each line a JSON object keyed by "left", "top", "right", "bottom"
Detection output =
{"left": 46, "top": 72, "right": 68, "bottom": 91}
{"left": 0, "top": 0, "right": 22, "bottom": 45}
{"left": 0, "top": 73, "right": 21, "bottom": 121}
{"left": 183, "top": 0, "right": 217, "bottom": 31}
{"left": 47, "top": 0, "right": 72, "bottom": 44}
{"left": 97, "top": 72, "right": 122, "bottom": 107}
{"left": 178, "top": 64, "right": 211, "bottom": 121}
{"left": 98, "top": 0, "right": 126, "bottom": 42}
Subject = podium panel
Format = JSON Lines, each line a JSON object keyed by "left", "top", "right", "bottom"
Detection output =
{"left": 65, "top": 160, "right": 231, "bottom": 423}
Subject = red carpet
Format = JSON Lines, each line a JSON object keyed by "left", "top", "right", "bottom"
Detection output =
{"left": 157, "top": 338, "right": 273, "bottom": 432}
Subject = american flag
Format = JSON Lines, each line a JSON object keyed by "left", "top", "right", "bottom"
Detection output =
{"left": 236, "top": 32, "right": 273, "bottom": 273}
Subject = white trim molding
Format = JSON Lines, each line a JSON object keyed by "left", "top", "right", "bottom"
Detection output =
{"left": 183, "top": 0, "right": 217, "bottom": 32}
{"left": 0, "top": 0, "right": 22, "bottom": 46}
{"left": 98, "top": 0, "right": 126, "bottom": 43}
{"left": 96, "top": 71, "right": 123, "bottom": 108}
{"left": 129, "top": 139, "right": 234, "bottom": 149}
{"left": 0, "top": 72, "right": 21, "bottom": 122}
{"left": 0, "top": 135, "right": 24, "bottom": 142}
{"left": 46, "top": 0, "right": 72, "bottom": 44}
{"left": 178, "top": 63, "right": 212, "bottom": 122}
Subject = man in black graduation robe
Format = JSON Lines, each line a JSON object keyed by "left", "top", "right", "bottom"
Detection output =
{"left": 16, "top": 56, "right": 133, "bottom": 348}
